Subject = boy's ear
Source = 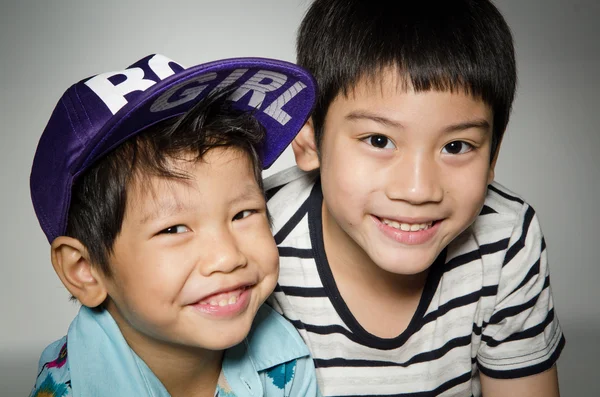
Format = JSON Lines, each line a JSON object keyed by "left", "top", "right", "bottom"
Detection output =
{"left": 51, "top": 236, "right": 108, "bottom": 308}
{"left": 291, "top": 118, "right": 320, "bottom": 171}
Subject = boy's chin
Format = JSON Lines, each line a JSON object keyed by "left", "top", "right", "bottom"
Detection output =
{"left": 202, "top": 330, "right": 249, "bottom": 351}
{"left": 370, "top": 250, "right": 442, "bottom": 277}
{"left": 195, "top": 310, "right": 259, "bottom": 350}
{"left": 172, "top": 318, "right": 254, "bottom": 352}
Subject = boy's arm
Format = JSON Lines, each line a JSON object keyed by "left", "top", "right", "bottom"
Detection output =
{"left": 481, "top": 365, "right": 560, "bottom": 397}
{"left": 477, "top": 204, "right": 564, "bottom": 395}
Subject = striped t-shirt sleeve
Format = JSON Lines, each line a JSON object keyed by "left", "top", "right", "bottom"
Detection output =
{"left": 477, "top": 203, "right": 564, "bottom": 378}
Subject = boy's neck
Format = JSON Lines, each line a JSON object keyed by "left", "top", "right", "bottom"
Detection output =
{"left": 137, "top": 343, "right": 223, "bottom": 397}
{"left": 321, "top": 202, "right": 429, "bottom": 338}
{"left": 107, "top": 303, "right": 223, "bottom": 397}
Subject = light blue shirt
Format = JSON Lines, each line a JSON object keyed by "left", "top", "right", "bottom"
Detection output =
{"left": 30, "top": 304, "right": 320, "bottom": 396}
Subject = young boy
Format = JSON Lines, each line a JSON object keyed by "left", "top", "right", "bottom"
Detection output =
{"left": 29, "top": 54, "right": 320, "bottom": 396}
{"left": 265, "top": 1, "right": 565, "bottom": 396}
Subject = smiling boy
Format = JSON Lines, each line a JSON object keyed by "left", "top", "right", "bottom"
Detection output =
{"left": 265, "top": 1, "right": 564, "bottom": 396}
{"left": 29, "top": 55, "right": 320, "bottom": 396}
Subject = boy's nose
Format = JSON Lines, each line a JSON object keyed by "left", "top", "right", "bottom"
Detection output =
{"left": 198, "top": 230, "right": 247, "bottom": 276}
{"left": 385, "top": 152, "right": 444, "bottom": 204}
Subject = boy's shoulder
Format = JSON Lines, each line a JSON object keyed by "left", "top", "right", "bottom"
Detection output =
{"left": 446, "top": 180, "right": 541, "bottom": 271}
{"left": 472, "top": 180, "right": 535, "bottom": 238}
{"left": 30, "top": 337, "right": 71, "bottom": 397}
{"left": 483, "top": 181, "right": 530, "bottom": 215}
{"left": 264, "top": 166, "right": 318, "bottom": 227}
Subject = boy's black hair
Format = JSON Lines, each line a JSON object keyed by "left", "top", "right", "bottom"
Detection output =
{"left": 65, "top": 92, "right": 266, "bottom": 276}
{"left": 297, "top": 0, "right": 516, "bottom": 158}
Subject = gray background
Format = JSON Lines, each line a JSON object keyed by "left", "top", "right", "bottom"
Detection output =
{"left": 1, "top": 0, "right": 598, "bottom": 395}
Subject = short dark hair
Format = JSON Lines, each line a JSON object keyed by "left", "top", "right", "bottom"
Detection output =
{"left": 297, "top": 0, "right": 516, "bottom": 158}
{"left": 65, "top": 92, "right": 266, "bottom": 276}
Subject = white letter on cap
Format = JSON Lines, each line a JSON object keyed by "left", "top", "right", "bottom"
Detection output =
{"left": 264, "top": 81, "right": 307, "bottom": 125}
{"left": 210, "top": 69, "right": 248, "bottom": 93}
{"left": 148, "top": 54, "right": 182, "bottom": 80}
{"left": 150, "top": 73, "right": 217, "bottom": 112}
{"left": 229, "top": 70, "right": 287, "bottom": 109}
{"left": 85, "top": 68, "right": 156, "bottom": 114}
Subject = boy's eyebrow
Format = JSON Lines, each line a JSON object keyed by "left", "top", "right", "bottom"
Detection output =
{"left": 442, "top": 119, "right": 491, "bottom": 134}
{"left": 138, "top": 200, "right": 189, "bottom": 225}
{"left": 228, "top": 183, "right": 264, "bottom": 207}
{"left": 345, "top": 111, "right": 404, "bottom": 129}
{"left": 346, "top": 110, "right": 491, "bottom": 133}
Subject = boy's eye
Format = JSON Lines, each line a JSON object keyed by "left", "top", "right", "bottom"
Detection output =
{"left": 442, "top": 141, "right": 474, "bottom": 155}
{"left": 363, "top": 134, "right": 396, "bottom": 149}
{"left": 233, "top": 210, "right": 256, "bottom": 221}
{"left": 159, "top": 225, "right": 189, "bottom": 234}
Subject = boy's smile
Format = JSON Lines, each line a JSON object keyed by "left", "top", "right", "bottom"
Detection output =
{"left": 190, "top": 283, "right": 253, "bottom": 316}
{"left": 314, "top": 70, "right": 496, "bottom": 277}
{"left": 100, "top": 147, "right": 279, "bottom": 354}
{"left": 374, "top": 216, "right": 441, "bottom": 245}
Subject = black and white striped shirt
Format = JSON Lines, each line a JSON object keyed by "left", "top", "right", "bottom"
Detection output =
{"left": 265, "top": 167, "right": 564, "bottom": 397}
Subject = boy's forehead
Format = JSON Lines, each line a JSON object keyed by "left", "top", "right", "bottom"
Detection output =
{"left": 124, "top": 149, "right": 261, "bottom": 222}
{"left": 345, "top": 68, "right": 413, "bottom": 95}
{"left": 341, "top": 67, "right": 487, "bottom": 106}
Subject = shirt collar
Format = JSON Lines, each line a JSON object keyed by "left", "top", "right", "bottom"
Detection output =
{"left": 222, "top": 304, "right": 310, "bottom": 396}
{"left": 67, "top": 304, "right": 309, "bottom": 397}
{"left": 243, "top": 304, "right": 310, "bottom": 371}
{"left": 67, "top": 306, "right": 169, "bottom": 397}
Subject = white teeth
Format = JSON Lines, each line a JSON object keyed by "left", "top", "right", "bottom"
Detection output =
{"left": 201, "top": 290, "right": 242, "bottom": 307}
{"left": 381, "top": 218, "right": 433, "bottom": 231}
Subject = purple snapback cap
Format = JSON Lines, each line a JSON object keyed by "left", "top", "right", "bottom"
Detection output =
{"left": 31, "top": 54, "right": 316, "bottom": 243}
